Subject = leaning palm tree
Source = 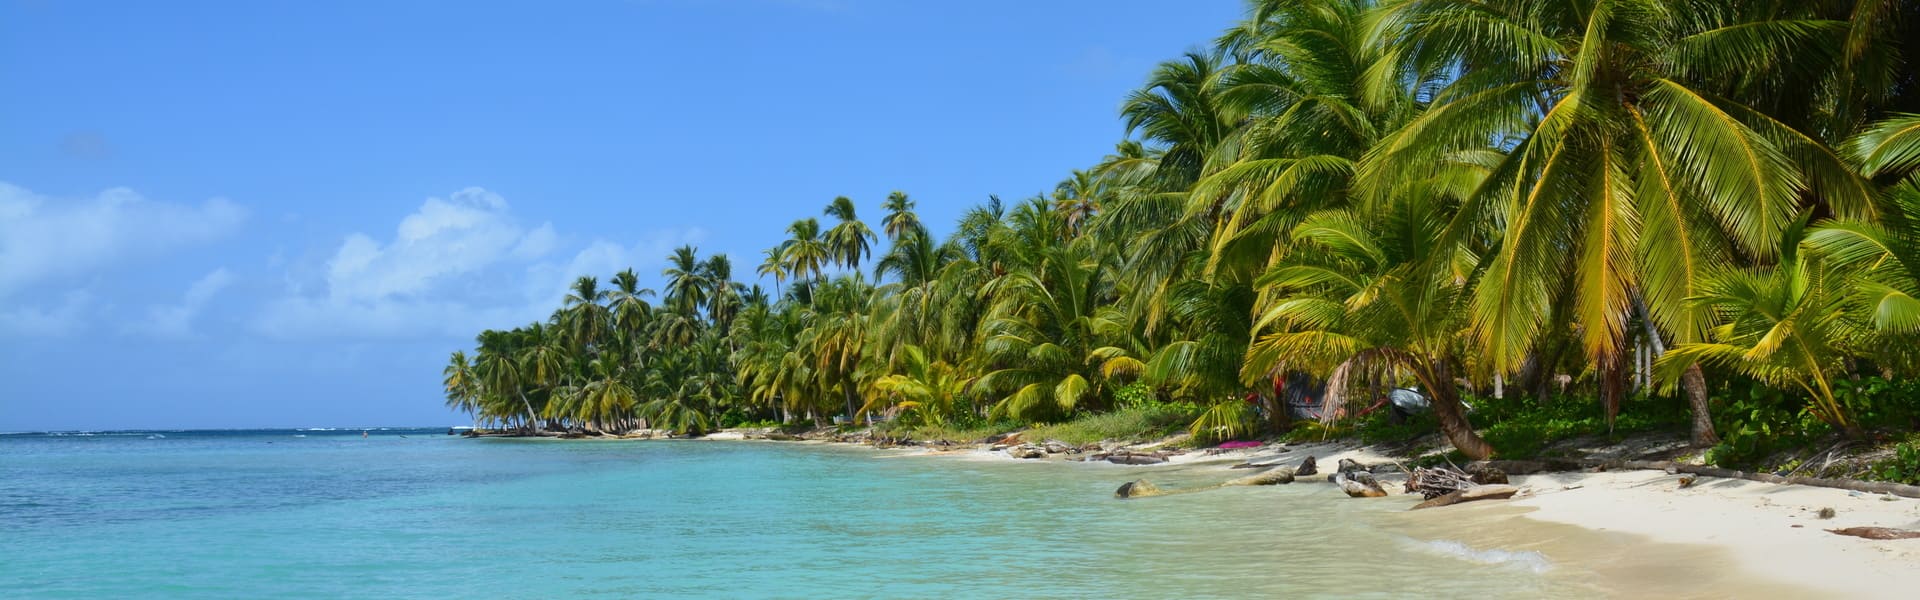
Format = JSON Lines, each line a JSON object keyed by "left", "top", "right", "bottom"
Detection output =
{"left": 757, "top": 246, "right": 788, "bottom": 299}
{"left": 442, "top": 350, "right": 482, "bottom": 426}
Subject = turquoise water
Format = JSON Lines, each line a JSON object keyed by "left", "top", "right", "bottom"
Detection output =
{"left": 3, "top": 430, "right": 1600, "bottom": 598}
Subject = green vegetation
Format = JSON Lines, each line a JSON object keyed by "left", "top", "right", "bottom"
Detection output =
{"left": 444, "top": 0, "right": 1920, "bottom": 469}
{"left": 1023, "top": 404, "right": 1203, "bottom": 446}
{"left": 1873, "top": 441, "right": 1920, "bottom": 485}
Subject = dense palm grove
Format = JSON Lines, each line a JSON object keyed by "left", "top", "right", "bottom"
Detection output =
{"left": 445, "top": 0, "right": 1920, "bottom": 462}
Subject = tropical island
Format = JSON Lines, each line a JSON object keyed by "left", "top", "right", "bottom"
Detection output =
{"left": 438, "top": 0, "right": 1920, "bottom": 567}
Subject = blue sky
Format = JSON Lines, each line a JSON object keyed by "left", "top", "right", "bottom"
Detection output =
{"left": 0, "top": 0, "right": 1242, "bottom": 430}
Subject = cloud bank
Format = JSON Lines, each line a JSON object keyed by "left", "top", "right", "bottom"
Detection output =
{"left": 254, "top": 187, "right": 703, "bottom": 340}
{"left": 0, "top": 182, "right": 246, "bottom": 298}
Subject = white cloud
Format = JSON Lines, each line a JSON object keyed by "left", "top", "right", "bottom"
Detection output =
{"left": 0, "top": 290, "right": 95, "bottom": 337}
{"left": 0, "top": 181, "right": 247, "bottom": 297}
{"left": 127, "top": 268, "right": 234, "bottom": 339}
{"left": 254, "top": 187, "right": 705, "bottom": 340}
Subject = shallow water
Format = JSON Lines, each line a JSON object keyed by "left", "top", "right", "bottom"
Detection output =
{"left": 0, "top": 430, "right": 1792, "bottom": 598}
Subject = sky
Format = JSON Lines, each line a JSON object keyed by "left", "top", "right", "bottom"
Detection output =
{"left": 0, "top": 0, "right": 1244, "bottom": 430}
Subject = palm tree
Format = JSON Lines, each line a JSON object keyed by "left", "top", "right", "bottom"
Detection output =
{"left": 1053, "top": 169, "right": 1103, "bottom": 238}
{"left": 1657, "top": 223, "right": 1864, "bottom": 437}
{"left": 881, "top": 191, "right": 922, "bottom": 241}
{"left": 562, "top": 276, "right": 612, "bottom": 352}
{"left": 442, "top": 350, "right": 481, "bottom": 425}
{"left": 1120, "top": 51, "right": 1235, "bottom": 190}
{"left": 607, "top": 269, "right": 655, "bottom": 344}
{"left": 475, "top": 329, "right": 540, "bottom": 432}
{"left": 975, "top": 240, "right": 1143, "bottom": 422}
{"left": 780, "top": 218, "right": 830, "bottom": 295}
{"left": 701, "top": 254, "right": 743, "bottom": 330}
{"left": 1243, "top": 191, "right": 1493, "bottom": 459}
{"left": 571, "top": 355, "right": 638, "bottom": 431}
{"left": 1370, "top": 0, "right": 1874, "bottom": 438}
{"left": 866, "top": 345, "right": 973, "bottom": 426}
{"left": 823, "top": 196, "right": 876, "bottom": 272}
{"left": 663, "top": 245, "right": 709, "bottom": 317}
{"left": 757, "top": 246, "right": 788, "bottom": 299}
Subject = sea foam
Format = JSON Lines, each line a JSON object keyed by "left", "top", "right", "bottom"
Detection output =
{"left": 1402, "top": 537, "right": 1553, "bottom": 574}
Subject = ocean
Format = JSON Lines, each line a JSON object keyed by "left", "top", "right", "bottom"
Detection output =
{"left": 2, "top": 429, "right": 1685, "bottom": 598}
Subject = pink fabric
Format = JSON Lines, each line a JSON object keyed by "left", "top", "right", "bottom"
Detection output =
{"left": 1217, "top": 441, "right": 1263, "bottom": 449}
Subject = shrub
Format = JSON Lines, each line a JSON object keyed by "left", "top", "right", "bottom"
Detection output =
{"left": 1872, "top": 441, "right": 1920, "bottom": 485}
{"left": 1706, "top": 385, "right": 1830, "bottom": 469}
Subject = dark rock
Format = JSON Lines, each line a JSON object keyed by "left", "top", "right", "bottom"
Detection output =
{"left": 1467, "top": 465, "right": 1509, "bottom": 485}
{"left": 1116, "top": 479, "right": 1164, "bottom": 499}
{"left": 1295, "top": 456, "right": 1318, "bottom": 477}
{"left": 1337, "top": 458, "right": 1366, "bottom": 474}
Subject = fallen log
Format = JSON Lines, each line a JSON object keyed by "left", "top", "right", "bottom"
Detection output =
{"left": 1233, "top": 453, "right": 1295, "bottom": 469}
{"left": 1827, "top": 527, "right": 1920, "bottom": 540}
{"left": 1593, "top": 460, "right": 1920, "bottom": 500}
{"left": 1334, "top": 470, "right": 1388, "bottom": 498}
{"left": 1411, "top": 484, "right": 1519, "bottom": 509}
{"left": 1473, "top": 458, "right": 1920, "bottom": 500}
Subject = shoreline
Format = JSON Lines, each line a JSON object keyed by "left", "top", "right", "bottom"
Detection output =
{"left": 906, "top": 439, "right": 1920, "bottom": 598}
{"left": 754, "top": 431, "right": 1920, "bottom": 597}
{"left": 469, "top": 427, "right": 1920, "bottom": 597}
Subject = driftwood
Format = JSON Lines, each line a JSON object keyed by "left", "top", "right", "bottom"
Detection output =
{"left": 1333, "top": 470, "right": 1388, "bottom": 497}
{"left": 1827, "top": 527, "right": 1920, "bottom": 540}
{"left": 1411, "top": 485, "right": 1519, "bottom": 509}
{"left": 1407, "top": 466, "right": 1477, "bottom": 500}
{"left": 1475, "top": 459, "right": 1920, "bottom": 500}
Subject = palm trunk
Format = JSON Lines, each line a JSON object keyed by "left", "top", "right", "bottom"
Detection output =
{"left": 1681, "top": 364, "right": 1719, "bottom": 446}
{"left": 1601, "top": 349, "right": 1628, "bottom": 433}
{"left": 843, "top": 385, "right": 858, "bottom": 425}
{"left": 1632, "top": 296, "right": 1718, "bottom": 446}
{"left": 1417, "top": 359, "right": 1492, "bottom": 460}
{"left": 517, "top": 389, "right": 542, "bottom": 433}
